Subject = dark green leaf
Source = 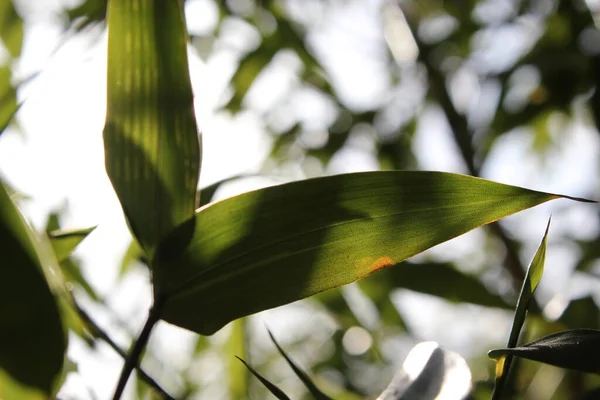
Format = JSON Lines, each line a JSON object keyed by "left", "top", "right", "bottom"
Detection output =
{"left": 155, "top": 171, "right": 587, "bottom": 335}
{"left": 104, "top": 0, "right": 201, "bottom": 260}
{"left": 489, "top": 329, "right": 600, "bottom": 374}
{"left": 0, "top": 180, "right": 66, "bottom": 394}
{"left": 268, "top": 329, "right": 332, "bottom": 400}
{"left": 236, "top": 356, "right": 291, "bottom": 400}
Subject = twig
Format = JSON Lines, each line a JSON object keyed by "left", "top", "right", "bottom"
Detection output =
{"left": 111, "top": 298, "right": 165, "bottom": 400}
{"left": 72, "top": 300, "right": 176, "bottom": 400}
{"left": 399, "top": 2, "right": 529, "bottom": 294}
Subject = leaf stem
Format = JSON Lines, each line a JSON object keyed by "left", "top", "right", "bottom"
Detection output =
{"left": 112, "top": 298, "right": 165, "bottom": 400}
{"left": 72, "top": 298, "right": 175, "bottom": 399}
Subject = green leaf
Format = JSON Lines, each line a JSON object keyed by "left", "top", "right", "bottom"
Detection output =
{"left": 490, "top": 217, "right": 551, "bottom": 398}
{"left": 360, "top": 260, "right": 511, "bottom": 310}
{"left": 0, "top": 0, "right": 23, "bottom": 58}
{"left": 0, "top": 180, "right": 66, "bottom": 394}
{"left": 155, "top": 171, "right": 586, "bottom": 335}
{"left": 268, "top": 329, "right": 332, "bottom": 400}
{"left": 236, "top": 356, "right": 291, "bottom": 400}
{"left": 49, "top": 226, "right": 96, "bottom": 263}
{"left": 104, "top": 0, "right": 201, "bottom": 260}
{"left": 118, "top": 238, "right": 145, "bottom": 277}
{"left": 489, "top": 329, "right": 600, "bottom": 374}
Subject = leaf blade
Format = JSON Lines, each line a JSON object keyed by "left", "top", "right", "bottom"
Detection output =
{"left": 0, "top": 181, "right": 66, "bottom": 394}
{"left": 156, "top": 171, "right": 583, "bottom": 335}
{"left": 49, "top": 226, "right": 96, "bottom": 263}
{"left": 104, "top": 0, "right": 201, "bottom": 260}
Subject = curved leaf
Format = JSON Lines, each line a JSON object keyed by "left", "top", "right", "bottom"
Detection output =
{"left": 0, "top": 181, "right": 66, "bottom": 394}
{"left": 236, "top": 356, "right": 291, "bottom": 400}
{"left": 268, "top": 329, "right": 332, "bottom": 400}
{"left": 104, "top": 0, "right": 201, "bottom": 260}
{"left": 156, "top": 171, "right": 588, "bottom": 335}
{"left": 489, "top": 329, "right": 600, "bottom": 374}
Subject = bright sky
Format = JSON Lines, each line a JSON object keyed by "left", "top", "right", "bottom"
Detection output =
{"left": 1, "top": 0, "right": 599, "bottom": 398}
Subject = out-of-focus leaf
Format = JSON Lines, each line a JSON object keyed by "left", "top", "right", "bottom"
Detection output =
{"left": 59, "top": 257, "right": 101, "bottom": 303}
{"left": 0, "top": 181, "right": 66, "bottom": 394}
{"left": 65, "top": 0, "right": 108, "bottom": 30}
{"left": 155, "top": 171, "right": 587, "bottom": 335}
{"left": 198, "top": 174, "right": 257, "bottom": 208}
{"left": 236, "top": 356, "right": 291, "bottom": 400}
{"left": 491, "top": 218, "right": 551, "bottom": 398}
{"left": 268, "top": 329, "right": 332, "bottom": 400}
{"left": 104, "top": 0, "right": 201, "bottom": 260}
{"left": 49, "top": 226, "right": 96, "bottom": 263}
{"left": 226, "top": 319, "right": 248, "bottom": 399}
{"left": 0, "top": 369, "right": 46, "bottom": 400}
{"left": 360, "top": 260, "right": 511, "bottom": 310}
{"left": 489, "top": 329, "right": 600, "bottom": 374}
{"left": 119, "top": 238, "right": 145, "bottom": 278}
{"left": 0, "top": 0, "right": 23, "bottom": 57}
{"left": 558, "top": 296, "right": 600, "bottom": 330}
{"left": 377, "top": 341, "right": 472, "bottom": 400}
{"left": 0, "top": 66, "right": 18, "bottom": 137}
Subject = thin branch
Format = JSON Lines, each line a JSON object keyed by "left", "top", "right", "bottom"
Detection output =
{"left": 111, "top": 298, "right": 165, "bottom": 400}
{"left": 399, "top": 2, "right": 529, "bottom": 294}
{"left": 72, "top": 299, "right": 176, "bottom": 400}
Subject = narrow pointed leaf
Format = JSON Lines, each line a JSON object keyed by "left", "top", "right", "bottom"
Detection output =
{"left": 156, "top": 171, "right": 588, "bottom": 335}
{"left": 104, "top": 0, "right": 201, "bottom": 260}
{"left": 0, "top": 181, "right": 66, "bottom": 394}
{"left": 268, "top": 329, "right": 332, "bottom": 400}
{"left": 235, "top": 356, "right": 291, "bottom": 400}
{"left": 491, "top": 217, "right": 551, "bottom": 398}
{"left": 49, "top": 226, "right": 96, "bottom": 263}
{"left": 489, "top": 329, "right": 600, "bottom": 374}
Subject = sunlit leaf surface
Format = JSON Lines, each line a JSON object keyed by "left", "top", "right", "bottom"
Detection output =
{"left": 104, "top": 0, "right": 201, "bottom": 260}
{"left": 0, "top": 181, "right": 65, "bottom": 394}
{"left": 155, "top": 171, "right": 585, "bottom": 335}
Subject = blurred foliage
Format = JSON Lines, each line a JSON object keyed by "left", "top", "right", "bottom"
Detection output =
{"left": 0, "top": 0, "right": 598, "bottom": 399}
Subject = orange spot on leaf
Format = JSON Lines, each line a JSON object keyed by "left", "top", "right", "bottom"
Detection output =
{"left": 370, "top": 256, "right": 395, "bottom": 273}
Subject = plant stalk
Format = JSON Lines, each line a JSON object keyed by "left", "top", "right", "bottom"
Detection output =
{"left": 72, "top": 298, "right": 175, "bottom": 399}
{"left": 112, "top": 298, "right": 165, "bottom": 400}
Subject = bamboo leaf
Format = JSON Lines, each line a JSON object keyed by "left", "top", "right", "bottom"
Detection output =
{"left": 0, "top": 181, "right": 66, "bottom": 394}
{"left": 489, "top": 329, "right": 600, "bottom": 374}
{"left": 0, "top": 0, "right": 23, "bottom": 58}
{"left": 268, "top": 329, "right": 332, "bottom": 400}
{"left": 104, "top": 0, "right": 201, "bottom": 260}
{"left": 490, "top": 217, "right": 551, "bottom": 398}
{"left": 155, "top": 171, "right": 589, "bottom": 335}
{"left": 49, "top": 226, "right": 96, "bottom": 263}
{"left": 236, "top": 356, "right": 291, "bottom": 400}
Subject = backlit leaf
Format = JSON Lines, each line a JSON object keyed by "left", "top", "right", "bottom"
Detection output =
{"left": 104, "top": 0, "right": 201, "bottom": 260}
{"left": 155, "top": 171, "right": 587, "bottom": 335}
{"left": 49, "top": 226, "right": 96, "bottom": 263}
{"left": 0, "top": 0, "right": 23, "bottom": 58}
